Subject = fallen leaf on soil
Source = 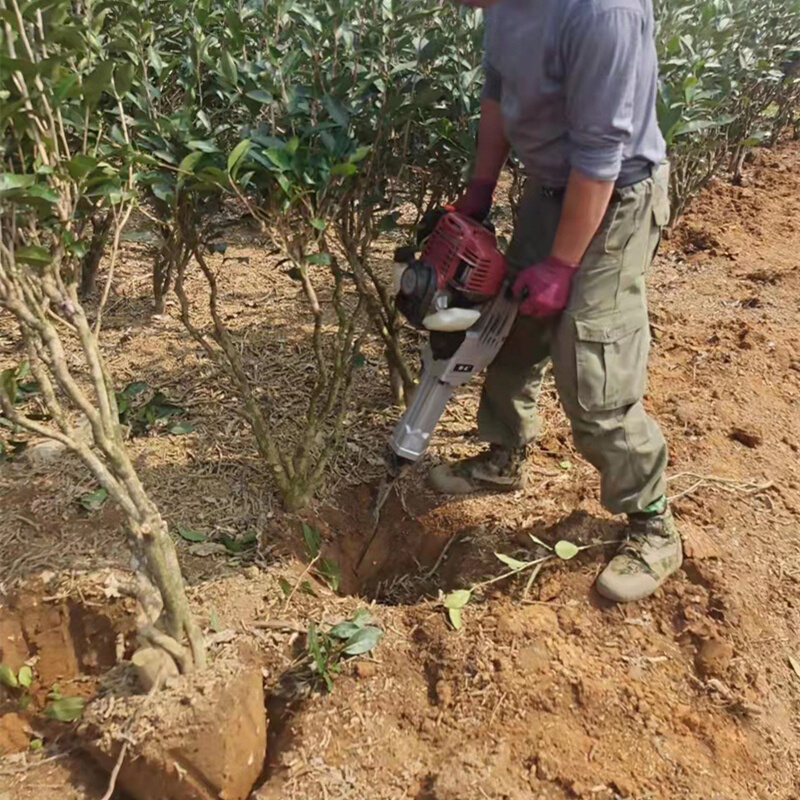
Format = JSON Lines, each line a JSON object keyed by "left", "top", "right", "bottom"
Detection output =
{"left": 789, "top": 655, "right": 800, "bottom": 679}
{"left": 45, "top": 696, "right": 85, "bottom": 722}
{"left": 495, "top": 552, "right": 528, "bottom": 571}
{"left": 342, "top": 626, "right": 383, "bottom": 655}
{"left": 444, "top": 589, "right": 471, "bottom": 609}
{"left": 0, "top": 664, "right": 18, "bottom": 689}
{"left": 178, "top": 527, "right": 207, "bottom": 543}
{"left": 448, "top": 607, "right": 462, "bottom": 630}
{"left": 79, "top": 487, "right": 108, "bottom": 512}
{"left": 554, "top": 540, "right": 579, "bottom": 560}
{"left": 17, "top": 665, "right": 32, "bottom": 688}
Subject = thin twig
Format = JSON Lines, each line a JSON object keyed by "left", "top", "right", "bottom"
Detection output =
{"left": 282, "top": 554, "right": 320, "bottom": 612}
{"left": 100, "top": 742, "right": 128, "bottom": 800}
{"left": 423, "top": 531, "right": 462, "bottom": 581}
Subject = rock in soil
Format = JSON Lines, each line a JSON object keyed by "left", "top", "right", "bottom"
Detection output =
{"left": 0, "top": 713, "right": 31, "bottom": 755}
{"left": 83, "top": 663, "right": 266, "bottom": 800}
{"left": 695, "top": 637, "right": 734, "bottom": 679}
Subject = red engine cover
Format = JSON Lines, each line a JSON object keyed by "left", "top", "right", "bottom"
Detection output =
{"left": 421, "top": 212, "right": 506, "bottom": 298}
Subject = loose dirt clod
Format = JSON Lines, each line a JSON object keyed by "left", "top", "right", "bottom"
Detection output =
{"left": 0, "top": 712, "right": 31, "bottom": 755}
{"left": 696, "top": 637, "right": 735, "bottom": 678}
{"left": 729, "top": 426, "right": 763, "bottom": 448}
{"left": 84, "top": 664, "right": 266, "bottom": 800}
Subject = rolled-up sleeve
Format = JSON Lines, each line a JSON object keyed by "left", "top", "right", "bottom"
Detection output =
{"left": 482, "top": 58, "right": 502, "bottom": 103}
{"left": 564, "top": 6, "right": 643, "bottom": 182}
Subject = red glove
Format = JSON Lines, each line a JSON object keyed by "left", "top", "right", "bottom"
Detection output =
{"left": 452, "top": 177, "right": 496, "bottom": 221}
{"left": 512, "top": 256, "right": 579, "bottom": 317}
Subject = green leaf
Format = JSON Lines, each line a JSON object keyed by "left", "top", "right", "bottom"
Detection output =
{"left": 342, "top": 626, "right": 383, "bottom": 655}
{"left": 1, "top": 368, "right": 17, "bottom": 404}
{"left": 306, "top": 252, "right": 331, "bottom": 266}
{"left": 329, "top": 621, "right": 361, "bottom": 640}
{"left": 0, "top": 664, "right": 18, "bottom": 689}
{"left": 349, "top": 145, "right": 371, "bottom": 163}
{"left": 559, "top": 460, "right": 572, "bottom": 470}
{"left": 448, "top": 607, "right": 462, "bottom": 630}
{"left": 307, "top": 621, "right": 332, "bottom": 691}
{"left": 221, "top": 51, "right": 238, "bottom": 85}
{"left": 83, "top": 60, "right": 114, "bottom": 106}
{"left": 350, "top": 608, "right": 372, "bottom": 627}
{"left": 331, "top": 162, "right": 358, "bottom": 177}
{"left": 220, "top": 531, "right": 257, "bottom": 554}
{"left": 15, "top": 245, "right": 51, "bottom": 267}
{"left": 278, "top": 577, "right": 293, "bottom": 598}
{"left": 0, "top": 173, "right": 35, "bottom": 195}
{"left": 67, "top": 154, "right": 98, "bottom": 181}
{"left": 444, "top": 589, "right": 471, "bottom": 610}
{"left": 317, "top": 557, "right": 340, "bottom": 591}
{"left": 79, "top": 487, "right": 108, "bottom": 512}
{"left": 264, "top": 147, "right": 292, "bottom": 171}
{"left": 554, "top": 540, "right": 579, "bottom": 560}
{"left": 29, "top": 738, "right": 43, "bottom": 751}
{"left": 178, "top": 151, "right": 204, "bottom": 177}
{"left": 187, "top": 140, "right": 220, "bottom": 153}
{"left": 45, "top": 696, "right": 85, "bottom": 722}
{"left": 227, "top": 139, "right": 251, "bottom": 175}
{"left": 245, "top": 89, "right": 272, "bottom": 104}
{"left": 495, "top": 552, "right": 529, "bottom": 571}
{"left": 147, "top": 45, "right": 164, "bottom": 75}
{"left": 121, "top": 381, "right": 148, "bottom": 398}
{"left": 322, "top": 94, "right": 350, "bottom": 127}
{"left": 114, "top": 61, "right": 135, "bottom": 96}
{"left": 17, "top": 665, "right": 32, "bottom": 688}
{"left": 168, "top": 422, "right": 195, "bottom": 435}
{"left": 310, "top": 219, "right": 326, "bottom": 231}
{"left": 302, "top": 522, "right": 321, "bottom": 557}
{"left": 528, "top": 534, "right": 553, "bottom": 551}
{"left": 177, "top": 528, "right": 207, "bottom": 543}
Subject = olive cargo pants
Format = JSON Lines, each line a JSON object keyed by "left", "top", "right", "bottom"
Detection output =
{"left": 477, "top": 165, "right": 671, "bottom": 515}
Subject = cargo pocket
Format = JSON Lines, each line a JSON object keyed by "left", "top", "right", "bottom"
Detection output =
{"left": 574, "top": 315, "right": 649, "bottom": 412}
{"left": 649, "top": 162, "right": 671, "bottom": 262}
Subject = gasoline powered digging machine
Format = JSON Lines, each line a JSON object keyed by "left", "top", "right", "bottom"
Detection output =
{"left": 388, "top": 209, "right": 519, "bottom": 471}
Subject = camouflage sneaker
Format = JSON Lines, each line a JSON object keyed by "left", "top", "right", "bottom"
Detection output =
{"left": 595, "top": 499, "right": 683, "bottom": 603}
{"left": 429, "top": 443, "right": 528, "bottom": 495}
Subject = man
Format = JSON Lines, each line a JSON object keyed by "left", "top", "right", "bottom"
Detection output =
{"left": 432, "top": 0, "right": 679, "bottom": 602}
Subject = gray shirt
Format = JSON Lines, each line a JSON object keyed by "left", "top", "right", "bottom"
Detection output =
{"left": 483, "top": 0, "right": 666, "bottom": 187}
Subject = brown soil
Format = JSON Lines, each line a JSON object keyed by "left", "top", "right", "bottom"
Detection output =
{"left": 2, "top": 141, "right": 800, "bottom": 799}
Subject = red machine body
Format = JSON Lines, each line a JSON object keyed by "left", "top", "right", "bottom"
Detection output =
{"left": 420, "top": 211, "right": 506, "bottom": 299}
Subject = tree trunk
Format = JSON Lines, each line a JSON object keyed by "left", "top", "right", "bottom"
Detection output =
{"left": 80, "top": 211, "right": 113, "bottom": 297}
{"left": 135, "top": 507, "right": 206, "bottom": 670}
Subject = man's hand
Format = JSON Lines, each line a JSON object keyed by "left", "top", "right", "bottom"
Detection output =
{"left": 512, "top": 256, "right": 578, "bottom": 317}
{"left": 452, "top": 177, "right": 496, "bottom": 221}
{"left": 551, "top": 169, "right": 616, "bottom": 265}
{"left": 451, "top": 97, "right": 509, "bottom": 221}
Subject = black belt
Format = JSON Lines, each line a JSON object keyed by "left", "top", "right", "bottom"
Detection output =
{"left": 540, "top": 163, "right": 654, "bottom": 199}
